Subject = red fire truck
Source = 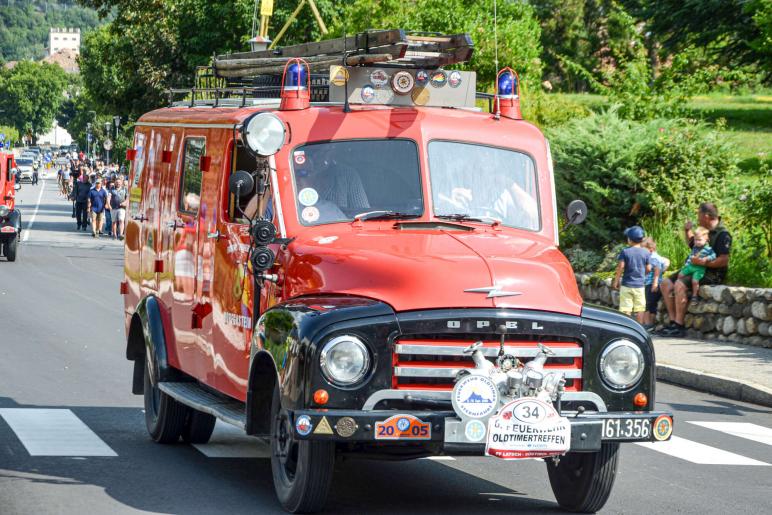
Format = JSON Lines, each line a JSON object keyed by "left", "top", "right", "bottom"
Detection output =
{"left": 122, "top": 30, "right": 673, "bottom": 513}
{"left": 0, "top": 152, "right": 22, "bottom": 261}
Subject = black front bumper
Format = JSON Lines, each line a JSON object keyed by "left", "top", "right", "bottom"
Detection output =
{"left": 288, "top": 408, "right": 673, "bottom": 454}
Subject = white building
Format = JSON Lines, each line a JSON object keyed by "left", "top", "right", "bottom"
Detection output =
{"left": 48, "top": 28, "right": 81, "bottom": 56}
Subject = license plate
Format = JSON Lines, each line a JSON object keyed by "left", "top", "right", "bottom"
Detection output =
{"left": 602, "top": 418, "right": 651, "bottom": 440}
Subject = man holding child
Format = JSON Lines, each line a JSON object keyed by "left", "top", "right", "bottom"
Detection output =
{"left": 659, "top": 202, "right": 732, "bottom": 337}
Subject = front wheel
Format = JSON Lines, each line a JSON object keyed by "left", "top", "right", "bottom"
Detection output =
{"left": 143, "top": 356, "right": 189, "bottom": 443}
{"left": 546, "top": 442, "right": 620, "bottom": 513}
{"left": 4, "top": 237, "right": 18, "bottom": 262}
{"left": 270, "top": 383, "right": 335, "bottom": 513}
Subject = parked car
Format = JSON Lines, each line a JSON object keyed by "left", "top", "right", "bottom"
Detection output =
{"left": 15, "top": 158, "right": 35, "bottom": 183}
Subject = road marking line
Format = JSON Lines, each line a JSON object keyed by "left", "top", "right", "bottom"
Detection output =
{"left": 422, "top": 456, "right": 456, "bottom": 461}
{"left": 21, "top": 179, "right": 46, "bottom": 242}
{"left": 0, "top": 408, "right": 117, "bottom": 457}
{"left": 635, "top": 435, "right": 769, "bottom": 466}
{"left": 687, "top": 421, "right": 772, "bottom": 447}
{"left": 193, "top": 422, "right": 269, "bottom": 458}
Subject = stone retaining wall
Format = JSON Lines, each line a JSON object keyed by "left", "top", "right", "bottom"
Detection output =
{"left": 575, "top": 273, "right": 772, "bottom": 348}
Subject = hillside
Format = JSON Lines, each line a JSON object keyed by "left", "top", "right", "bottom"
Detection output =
{"left": 0, "top": 0, "right": 102, "bottom": 61}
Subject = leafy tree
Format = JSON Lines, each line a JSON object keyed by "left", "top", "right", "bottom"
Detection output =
{"left": 0, "top": 61, "right": 69, "bottom": 141}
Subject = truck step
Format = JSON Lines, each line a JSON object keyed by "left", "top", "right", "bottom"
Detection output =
{"left": 158, "top": 382, "right": 246, "bottom": 429}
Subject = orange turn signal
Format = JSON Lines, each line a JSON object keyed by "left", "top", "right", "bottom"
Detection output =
{"left": 313, "top": 389, "right": 329, "bottom": 405}
{"left": 633, "top": 392, "right": 648, "bottom": 408}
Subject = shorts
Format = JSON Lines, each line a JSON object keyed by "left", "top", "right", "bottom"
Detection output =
{"left": 679, "top": 263, "right": 706, "bottom": 282}
{"left": 114, "top": 208, "right": 126, "bottom": 222}
{"left": 644, "top": 284, "right": 661, "bottom": 314}
{"left": 619, "top": 286, "right": 646, "bottom": 314}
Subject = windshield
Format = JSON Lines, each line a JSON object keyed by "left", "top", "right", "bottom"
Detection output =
{"left": 17, "top": 159, "right": 33, "bottom": 166}
{"left": 291, "top": 139, "right": 422, "bottom": 226}
{"left": 428, "top": 141, "right": 540, "bottom": 231}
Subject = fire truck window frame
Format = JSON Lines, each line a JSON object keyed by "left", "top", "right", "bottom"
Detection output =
{"left": 290, "top": 138, "right": 423, "bottom": 227}
{"left": 227, "top": 141, "right": 270, "bottom": 223}
{"left": 129, "top": 132, "right": 147, "bottom": 217}
{"left": 6, "top": 157, "right": 13, "bottom": 181}
{"left": 178, "top": 137, "right": 206, "bottom": 215}
{"left": 427, "top": 140, "right": 542, "bottom": 232}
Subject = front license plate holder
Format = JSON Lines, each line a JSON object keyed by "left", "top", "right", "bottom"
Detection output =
{"left": 602, "top": 417, "right": 651, "bottom": 440}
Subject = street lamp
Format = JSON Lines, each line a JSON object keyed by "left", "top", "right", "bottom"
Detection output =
{"left": 86, "top": 122, "right": 92, "bottom": 161}
{"left": 104, "top": 121, "right": 111, "bottom": 165}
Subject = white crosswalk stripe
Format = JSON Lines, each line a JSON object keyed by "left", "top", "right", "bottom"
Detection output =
{"left": 635, "top": 435, "right": 770, "bottom": 466}
{"left": 686, "top": 421, "right": 772, "bottom": 447}
{"left": 192, "top": 422, "right": 270, "bottom": 458}
{"left": 0, "top": 408, "right": 117, "bottom": 457}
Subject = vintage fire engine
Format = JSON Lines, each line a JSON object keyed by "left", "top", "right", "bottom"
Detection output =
{"left": 122, "top": 30, "right": 673, "bottom": 513}
{"left": 0, "top": 152, "right": 21, "bottom": 261}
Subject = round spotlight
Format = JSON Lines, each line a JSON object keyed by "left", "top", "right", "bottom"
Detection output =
{"left": 243, "top": 112, "right": 286, "bottom": 156}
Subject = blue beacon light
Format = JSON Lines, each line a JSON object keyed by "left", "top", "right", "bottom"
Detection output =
{"left": 497, "top": 71, "right": 517, "bottom": 99}
{"left": 284, "top": 62, "right": 308, "bottom": 91}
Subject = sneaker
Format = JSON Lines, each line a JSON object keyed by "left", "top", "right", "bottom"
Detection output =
{"left": 660, "top": 324, "right": 685, "bottom": 337}
{"left": 92, "top": 233, "right": 96, "bottom": 238}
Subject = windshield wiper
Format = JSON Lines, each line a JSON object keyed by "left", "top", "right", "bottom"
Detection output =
{"left": 436, "top": 213, "right": 501, "bottom": 225}
{"left": 352, "top": 210, "right": 422, "bottom": 222}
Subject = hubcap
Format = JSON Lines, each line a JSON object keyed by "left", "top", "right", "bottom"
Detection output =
{"left": 273, "top": 412, "right": 299, "bottom": 482}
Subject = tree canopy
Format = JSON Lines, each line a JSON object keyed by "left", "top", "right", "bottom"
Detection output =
{"left": 0, "top": 61, "right": 69, "bottom": 139}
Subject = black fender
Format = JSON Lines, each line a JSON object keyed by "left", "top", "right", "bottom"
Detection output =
{"left": 0, "top": 209, "right": 21, "bottom": 237}
{"left": 245, "top": 296, "right": 397, "bottom": 434}
{"left": 126, "top": 295, "right": 179, "bottom": 394}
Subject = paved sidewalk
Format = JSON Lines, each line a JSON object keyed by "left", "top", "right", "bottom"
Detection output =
{"left": 653, "top": 336, "right": 772, "bottom": 407}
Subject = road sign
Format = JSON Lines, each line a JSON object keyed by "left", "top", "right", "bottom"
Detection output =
{"left": 103, "top": 139, "right": 113, "bottom": 151}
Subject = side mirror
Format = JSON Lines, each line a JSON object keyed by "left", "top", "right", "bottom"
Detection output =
{"left": 565, "top": 199, "right": 588, "bottom": 226}
{"left": 228, "top": 170, "right": 254, "bottom": 199}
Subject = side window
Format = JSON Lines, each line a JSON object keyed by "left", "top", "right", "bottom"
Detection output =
{"left": 179, "top": 138, "right": 205, "bottom": 214}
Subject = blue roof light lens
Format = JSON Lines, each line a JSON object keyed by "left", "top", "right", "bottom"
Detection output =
{"left": 498, "top": 71, "right": 517, "bottom": 98}
{"left": 284, "top": 62, "right": 308, "bottom": 91}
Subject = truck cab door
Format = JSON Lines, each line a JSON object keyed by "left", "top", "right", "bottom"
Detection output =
{"left": 140, "top": 130, "right": 165, "bottom": 292}
{"left": 125, "top": 132, "right": 148, "bottom": 303}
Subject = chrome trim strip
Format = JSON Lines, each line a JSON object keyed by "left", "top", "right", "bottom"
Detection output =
{"left": 269, "top": 154, "right": 286, "bottom": 238}
{"left": 394, "top": 366, "right": 582, "bottom": 379}
{"left": 362, "top": 389, "right": 451, "bottom": 411}
{"left": 395, "top": 344, "right": 582, "bottom": 358}
{"left": 134, "top": 121, "right": 237, "bottom": 129}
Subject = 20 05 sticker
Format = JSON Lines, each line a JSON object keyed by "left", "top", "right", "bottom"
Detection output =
{"left": 374, "top": 415, "right": 431, "bottom": 440}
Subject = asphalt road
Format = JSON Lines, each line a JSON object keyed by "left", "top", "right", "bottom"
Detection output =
{"left": 1, "top": 177, "right": 771, "bottom": 514}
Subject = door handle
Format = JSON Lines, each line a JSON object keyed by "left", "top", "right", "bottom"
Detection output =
{"left": 166, "top": 220, "right": 184, "bottom": 229}
{"left": 132, "top": 215, "right": 147, "bottom": 222}
{"left": 207, "top": 230, "right": 224, "bottom": 240}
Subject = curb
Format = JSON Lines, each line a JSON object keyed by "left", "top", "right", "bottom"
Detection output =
{"left": 656, "top": 364, "right": 772, "bottom": 408}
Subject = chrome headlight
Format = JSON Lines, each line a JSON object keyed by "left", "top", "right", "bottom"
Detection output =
{"left": 599, "top": 339, "right": 644, "bottom": 390}
{"left": 243, "top": 112, "right": 286, "bottom": 156}
{"left": 320, "top": 335, "right": 371, "bottom": 386}
{"left": 0, "top": 205, "right": 9, "bottom": 218}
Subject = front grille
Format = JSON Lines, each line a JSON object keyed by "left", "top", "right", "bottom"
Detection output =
{"left": 393, "top": 339, "right": 583, "bottom": 392}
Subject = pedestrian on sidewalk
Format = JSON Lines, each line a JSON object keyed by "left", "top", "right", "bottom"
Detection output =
{"left": 73, "top": 174, "right": 92, "bottom": 231}
{"left": 87, "top": 178, "right": 108, "bottom": 238}
{"left": 659, "top": 202, "right": 732, "bottom": 337}
{"left": 104, "top": 180, "right": 115, "bottom": 236}
{"left": 612, "top": 225, "right": 651, "bottom": 324}
{"left": 641, "top": 237, "right": 669, "bottom": 332}
{"left": 109, "top": 177, "right": 128, "bottom": 240}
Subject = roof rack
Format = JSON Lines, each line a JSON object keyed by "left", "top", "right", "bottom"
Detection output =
{"left": 212, "top": 29, "right": 473, "bottom": 79}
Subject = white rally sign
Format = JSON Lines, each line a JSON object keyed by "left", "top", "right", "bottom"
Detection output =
{"left": 485, "top": 398, "right": 571, "bottom": 459}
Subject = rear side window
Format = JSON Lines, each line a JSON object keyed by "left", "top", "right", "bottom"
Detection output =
{"left": 179, "top": 138, "right": 205, "bottom": 214}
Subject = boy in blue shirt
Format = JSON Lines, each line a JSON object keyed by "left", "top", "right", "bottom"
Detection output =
{"left": 642, "top": 237, "right": 669, "bottom": 332}
{"left": 612, "top": 226, "right": 651, "bottom": 323}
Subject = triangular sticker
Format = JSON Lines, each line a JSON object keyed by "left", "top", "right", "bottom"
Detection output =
{"left": 314, "top": 416, "right": 333, "bottom": 435}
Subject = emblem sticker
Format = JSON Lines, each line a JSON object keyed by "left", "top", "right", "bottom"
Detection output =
{"left": 452, "top": 374, "right": 499, "bottom": 419}
{"left": 301, "top": 206, "right": 320, "bottom": 223}
{"left": 298, "top": 187, "right": 318, "bottom": 206}
{"left": 653, "top": 415, "right": 673, "bottom": 441}
{"left": 430, "top": 70, "right": 448, "bottom": 88}
{"left": 294, "top": 150, "right": 306, "bottom": 165}
{"left": 360, "top": 84, "right": 376, "bottom": 103}
{"left": 314, "top": 416, "right": 334, "bottom": 435}
{"left": 391, "top": 71, "right": 415, "bottom": 95}
{"left": 375, "top": 414, "right": 431, "bottom": 440}
{"left": 411, "top": 87, "right": 430, "bottom": 106}
{"left": 295, "top": 415, "right": 313, "bottom": 436}
{"left": 0, "top": 226, "right": 15, "bottom": 233}
{"left": 370, "top": 69, "right": 389, "bottom": 88}
{"left": 330, "top": 66, "right": 349, "bottom": 86}
{"left": 449, "top": 70, "right": 463, "bottom": 88}
{"left": 485, "top": 398, "right": 571, "bottom": 460}
{"left": 465, "top": 420, "right": 487, "bottom": 442}
{"left": 415, "top": 70, "right": 430, "bottom": 86}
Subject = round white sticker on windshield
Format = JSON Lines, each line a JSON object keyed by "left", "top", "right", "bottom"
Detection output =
{"left": 298, "top": 187, "right": 319, "bottom": 207}
{"left": 301, "top": 206, "right": 320, "bottom": 223}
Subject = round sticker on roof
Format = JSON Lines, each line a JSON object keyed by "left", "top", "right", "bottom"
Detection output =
{"left": 330, "top": 66, "right": 349, "bottom": 86}
{"left": 449, "top": 70, "right": 463, "bottom": 88}
{"left": 411, "top": 87, "right": 430, "bottom": 106}
{"left": 370, "top": 69, "right": 389, "bottom": 88}
{"left": 301, "top": 206, "right": 320, "bottom": 223}
{"left": 415, "top": 70, "right": 430, "bottom": 86}
{"left": 392, "top": 71, "right": 415, "bottom": 95}
{"left": 298, "top": 187, "right": 318, "bottom": 207}
{"left": 430, "top": 70, "right": 448, "bottom": 88}
{"left": 360, "top": 84, "right": 376, "bottom": 103}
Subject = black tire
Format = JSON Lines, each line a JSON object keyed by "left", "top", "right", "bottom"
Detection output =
{"left": 143, "top": 356, "right": 189, "bottom": 443}
{"left": 546, "top": 442, "right": 620, "bottom": 513}
{"left": 5, "top": 237, "right": 17, "bottom": 262}
{"left": 182, "top": 410, "right": 217, "bottom": 444}
{"left": 270, "top": 383, "right": 335, "bottom": 513}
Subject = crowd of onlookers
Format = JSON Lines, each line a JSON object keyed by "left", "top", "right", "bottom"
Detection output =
{"left": 613, "top": 202, "right": 732, "bottom": 338}
{"left": 56, "top": 153, "right": 129, "bottom": 240}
